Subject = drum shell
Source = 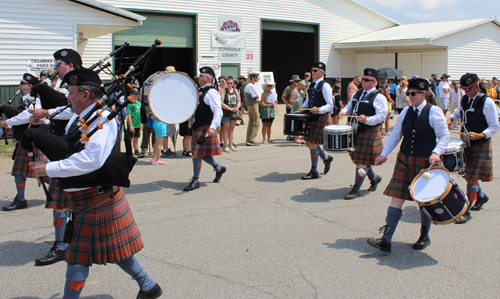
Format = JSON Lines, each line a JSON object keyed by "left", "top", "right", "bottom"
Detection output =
{"left": 142, "top": 71, "right": 198, "bottom": 124}
{"left": 323, "top": 125, "right": 354, "bottom": 152}
{"left": 441, "top": 138, "right": 465, "bottom": 173}
{"left": 283, "top": 113, "right": 309, "bottom": 136}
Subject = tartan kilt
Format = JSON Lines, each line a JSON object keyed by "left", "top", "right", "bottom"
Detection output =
{"left": 65, "top": 187, "right": 143, "bottom": 266}
{"left": 349, "top": 126, "right": 383, "bottom": 165}
{"left": 304, "top": 114, "right": 332, "bottom": 145}
{"left": 464, "top": 140, "right": 493, "bottom": 182}
{"left": 383, "top": 152, "right": 431, "bottom": 201}
{"left": 11, "top": 143, "right": 47, "bottom": 178}
{"left": 45, "top": 179, "right": 69, "bottom": 210}
{"left": 191, "top": 125, "right": 222, "bottom": 157}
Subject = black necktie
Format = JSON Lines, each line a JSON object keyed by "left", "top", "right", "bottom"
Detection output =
{"left": 309, "top": 82, "right": 316, "bottom": 89}
{"left": 359, "top": 91, "right": 367, "bottom": 101}
{"left": 411, "top": 108, "right": 419, "bottom": 126}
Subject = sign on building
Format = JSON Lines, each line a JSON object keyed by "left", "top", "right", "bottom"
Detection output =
{"left": 26, "top": 59, "right": 55, "bottom": 77}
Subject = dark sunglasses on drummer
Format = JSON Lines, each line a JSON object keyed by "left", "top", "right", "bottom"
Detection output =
{"left": 406, "top": 91, "right": 424, "bottom": 96}
{"left": 461, "top": 84, "right": 476, "bottom": 91}
{"left": 362, "top": 78, "right": 375, "bottom": 82}
{"left": 311, "top": 69, "right": 321, "bottom": 72}
{"left": 54, "top": 61, "right": 66, "bottom": 67}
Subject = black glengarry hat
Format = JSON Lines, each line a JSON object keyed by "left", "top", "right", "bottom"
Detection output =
{"left": 408, "top": 78, "right": 429, "bottom": 91}
{"left": 313, "top": 62, "right": 326, "bottom": 71}
{"left": 199, "top": 66, "right": 216, "bottom": 79}
{"left": 54, "top": 48, "right": 82, "bottom": 68}
{"left": 63, "top": 69, "right": 102, "bottom": 89}
{"left": 21, "top": 73, "right": 39, "bottom": 85}
{"left": 460, "top": 73, "right": 479, "bottom": 87}
{"left": 364, "top": 68, "right": 378, "bottom": 79}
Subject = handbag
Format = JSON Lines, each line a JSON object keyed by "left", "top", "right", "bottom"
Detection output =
{"left": 230, "top": 110, "right": 243, "bottom": 120}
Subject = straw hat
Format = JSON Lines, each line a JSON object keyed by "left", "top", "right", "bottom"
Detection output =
{"left": 165, "top": 66, "right": 176, "bottom": 72}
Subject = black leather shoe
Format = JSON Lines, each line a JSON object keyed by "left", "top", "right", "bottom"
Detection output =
{"left": 367, "top": 175, "right": 382, "bottom": 192}
{"left": 367, "top": 238, "right": 391, "bottom": 253}
{"left": 137, "top": 282, "right": 163, "bottom": 299}
{"left": 455, "top": 211, "right": 471, "bottom": 224}
{"left": 34, "top": 244, "right": 67, "bottom": 266}
{"left": 2, "top": 196, "right": 28, "bottom": 211}
{"left": 323, "top": 155, "right": 333, "bottom": 174}
{"left": 213, "top": 166, "right": 227, "bottom": 182}
{"left": 301, "top": 170, "right": 319, "bottom": 180}
{"left": 412, "top": 227, "right": 431, "bottom": 250}
{"left": 471, "top": 194, "right": 489, "bottom": 211}
{"left": 344, "top": 189, "right": 360, "bottom": 200}
{"left": 183, "top": 180, "right": 200, "bottom": 191}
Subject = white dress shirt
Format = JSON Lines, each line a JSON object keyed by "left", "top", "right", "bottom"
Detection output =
{"left": 341, "top": 87, "right": 388, "bottom": 126}
{"left": 449, "top": 92, "right": 499, "bottom": 139}
{"left": 201, "top": 84, "right": 223, "bottom": 130}
{"left": 302, "top": 78, "right": 334, "bottom": 115}
{"left": 6, "top": 94, "right": 41, "bottom": 127}
{"left": 381, "top": 100, "right": 450, "bottom": 157}
{"left": 46, "top": 103, "right": 117, "bottom": 188}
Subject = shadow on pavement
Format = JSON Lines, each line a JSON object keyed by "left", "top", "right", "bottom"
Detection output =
{"left": 291, "top": 187, "right": 356, "bottom": 202}
{"left": 400, "top": 205, "right": 421, "bottom": 224}
{"left": 255, "top": 172, "right": 302, "bottom": 183}
{"left": 323, "top": 237, "right": 438, "bottom": 270}
{"left": 0, "top": 241, "right": 51, "bottom": 267}
{"left": 0, "top": 198, "right": 46, "bottom": 209}
{"left": 11, "top": 295, "right": 113, "bottom": 299}
{"left": 124, "top": 180, "right": 205, "bottom": 194}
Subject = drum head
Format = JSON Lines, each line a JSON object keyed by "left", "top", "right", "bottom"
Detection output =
{"left": 445, "top": 138, "right": 464, "bottom": 153}
{"left": 412, "top": 168, "right": 450, "bottom": 202}
{"left": 145, "top": 72, "right": 198, "bottom": 124}
{"left": 324, "top": 124, "right": 353, "bottom": 133}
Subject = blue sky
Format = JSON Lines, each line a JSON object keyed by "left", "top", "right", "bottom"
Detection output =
{"left": 355, "top": 0, "right": 499, "bottom": 24}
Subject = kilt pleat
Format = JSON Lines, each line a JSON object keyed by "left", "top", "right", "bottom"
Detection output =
{"left": 11, "top": 144, "right": 46, "bottom": 178}
{"left": 383, "top": 152, "right": 431, "bottom": 201}
{"left": 45, "top": 179, "right": 69, "bottom": 210}
{"left": 464, "top": 140, "right": 493, "bottom": 182}
{"left": 349, "top": 126, "right": 383, "bottom": 165}
{"left": 65, "top": 187, "right": 143, "bottom": 266}
{"left": 304, "top": 114, "right": 332, "bottom": 144}
{"left": 191, "top": 125, "right": 222, "bottom": 157}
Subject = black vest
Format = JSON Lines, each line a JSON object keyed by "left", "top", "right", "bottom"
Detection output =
{"left": 307, "top": 80, "right": 327, "bottom": 108}
{"left": 192, "top": 85, "right": 215, "bottom": 129}
{"left": 460, "top": 93, "right": 489, "bottom": 146}
{"left": 352, "top": 89, "right": 382, "bottom": 131}
{"left": 400, "top": 104, "right": 436, "bottom": 157}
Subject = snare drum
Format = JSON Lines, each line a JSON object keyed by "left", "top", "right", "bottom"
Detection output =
{"left": 283, "top": 113, "right": 310, "bottom": 136}
{"left": 410, "top": 165, "right": 469, "bottom": 225}
{"left": 323, "top": 125, "right": 354, "bottom": 152}
{"left": 441, "top": 138, "right": 465, "bottom": 173}
{"left": 142, "top": 71, "right": 198, "bottom": 124}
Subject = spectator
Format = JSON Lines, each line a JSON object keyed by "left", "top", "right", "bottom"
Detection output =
{"left": 236, "top": 75, "right": 247, "bottom": 125}
{"left": 141, "top": 116, "right": 156, "bottom": 154}
{"left": 347, "top": 75, "right": 361, "bottom": 101}
{"left": 331, "top": 83, "right": 344, "bottom": 125}
{"left": 151, "top": 119, "right": 167, "bottom": 165}
{"left": 218, "top": 75, "right": 227, "bottom": 94}
{"left": 492, "top": 77, "right": 500, "bottom": 107}
{"left": 396, "top": 80, "right": 409, "bottom": 114}
{"left": 260, "top": 79, "right": 277, "bottom": 144}
{"left": 179, "top": 120, "right": 193, "bottom": 157}
{"left": 244, "top": 73, "right": 261, "bottom": 146}
{"left": 221, "top": 77, "right": 241, "bottom": 152}
{"left": 126, "top": 89, "right": 145, "bottom": 158}
{"left": 304, "top": 72, "right": 311, "bottom": 83}
{"left": 291, "top": 80, "right": 307, "bottom": 113}
{"left": 130, "top": 73, "right": 140, "bottom": 89}
{"left": 429, "top": 74, "right": 438, "bottom": 105}
{"left": 388, "top": 78, "right": 397, "bottom": 107}
{"left": 438, "top": 74, "right": 451, "bottom": 116}
{"left": 379, "top": 78, "right": 394, "bottom": 135}
{"left": 486, "top": 79, "right": 497, "bottom": 100}
{"left": 161, "top": 125, "right": 177, "bottom": 158}
{"left": 448, "top": 80, "right": 463, "bottom": 129}
{"left": 282, "top": 75, "right": 301, "bottom": 113}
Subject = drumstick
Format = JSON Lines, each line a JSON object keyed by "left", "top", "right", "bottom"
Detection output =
{"left": 450, "top": 131, "right": 467, "bottom": 135}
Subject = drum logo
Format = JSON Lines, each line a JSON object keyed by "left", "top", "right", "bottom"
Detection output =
{"left": 220, "top": 20, "right": 240, "bottom": 32}
{"left": 434, "top": 208, "right": 444, "bottom": 215}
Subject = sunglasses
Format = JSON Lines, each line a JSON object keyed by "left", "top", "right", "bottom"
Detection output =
{"left": 54, "top": 61, "right": 66, "bottom": 67}
{"left": 405, "top": 91, "right": 424, "bottom": 96}
{"left": 362, "top": 78, "right": 375, "bottom": 82}
{"left": 266, "top": 84, "right": 274, "bottom": 87}
{"left": 311, "top": 69, "right": 321, "bottom": 72}
{"left": 220, "top": 80, "right": 225, "bottom": 83}
{"left": 461, "top": 85, "right": 476, "bottom": 91}
{"left": 227, "top": 82, "right": 233, "bottom": 84}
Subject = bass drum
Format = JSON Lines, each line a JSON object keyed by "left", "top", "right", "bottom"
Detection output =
{"left": 142, "top": 71, "right": 198, "bottom": 124}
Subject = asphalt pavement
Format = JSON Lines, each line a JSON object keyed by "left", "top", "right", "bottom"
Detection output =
{"left": 1, "top": 104, "right": 499, "bottom": 298}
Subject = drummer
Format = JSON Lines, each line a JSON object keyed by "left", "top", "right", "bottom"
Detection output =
{"left": 368, "top": 78, "right": 450, "bottom": 253}
{"left": 338, "top": 68, "right": 387, "bottom": 199}
{"left": 300, "top": 62, "right": 334, "bottom": 180}
{"left": 446, "top": 73, "right": 499, "bottom": 222}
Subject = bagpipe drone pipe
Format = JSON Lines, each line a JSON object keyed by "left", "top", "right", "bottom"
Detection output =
{"left": 20, "top": 39, "right": 162, "bottom": 188}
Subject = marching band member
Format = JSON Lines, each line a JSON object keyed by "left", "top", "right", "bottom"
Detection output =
{"left": 339, "top": 68, "right": 387, "bottom": 199}
{"left": 1, "top": 73, "right": 45, "bottom": 211}
{"left": 447, "top": 73, "right": 499, "bottom": 223}
{"left": 183, "top": 67, "right": 226, "bottom": 191}
{"left": 368, "top": 78, "right": 450, "bottom": 253}
{"left": 300, "top": 62, "right": 334, "bottom": 180}
{"left": 30, "top": 69, "right": 162, "bottom": 299}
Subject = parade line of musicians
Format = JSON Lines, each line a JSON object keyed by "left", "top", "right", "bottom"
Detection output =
{"left": 0, "top": 49, "right": 498, "bottom": 298}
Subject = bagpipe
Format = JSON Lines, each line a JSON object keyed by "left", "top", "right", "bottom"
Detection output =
{"left": 21, "top": 39, "right": 162, "bottom": 188}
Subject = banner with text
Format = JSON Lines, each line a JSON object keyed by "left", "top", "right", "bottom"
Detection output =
{"left": 212, "top": 31, "right": 246, "bottom": 48}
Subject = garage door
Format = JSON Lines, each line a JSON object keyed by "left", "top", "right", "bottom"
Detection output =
{"left": 356, "top": 53, "right": 395, "bottom": 76}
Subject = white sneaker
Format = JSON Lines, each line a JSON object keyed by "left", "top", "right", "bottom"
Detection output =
{"left": 262, "top": 140, "right": 269, "bottom": 145}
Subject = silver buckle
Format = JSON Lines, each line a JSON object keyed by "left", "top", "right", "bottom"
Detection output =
{"left": 97, "top": 186, "right": 104, "bottom": 194}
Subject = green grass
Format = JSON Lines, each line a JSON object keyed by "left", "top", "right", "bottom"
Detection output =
{"left": 0, "top": 140, "right": 15, "bottom": 158}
